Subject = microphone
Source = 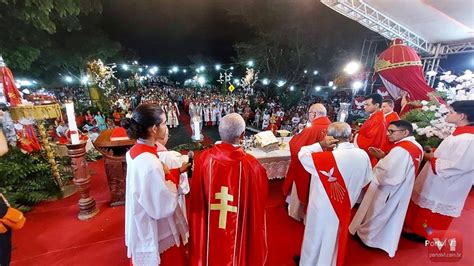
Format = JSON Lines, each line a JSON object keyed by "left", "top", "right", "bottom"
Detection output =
{"left": 187, "top": 151, "right": 194, "bottom": 178}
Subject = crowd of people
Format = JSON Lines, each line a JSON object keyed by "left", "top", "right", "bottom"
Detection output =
{"left": 120, "top": 88, "right": 473, "bottom": 265}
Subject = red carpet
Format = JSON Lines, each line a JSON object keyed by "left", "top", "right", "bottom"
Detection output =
{"left": 11, "top": 159, "right": 474, "bottom": 265}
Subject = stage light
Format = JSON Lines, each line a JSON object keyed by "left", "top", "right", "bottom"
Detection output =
{"left": 215, "top": 64, "right": 221, "bottom": 70}
{"left": 133, "top": 60, "right": 138, "bottom": 65}
{"left": 313, "top": 70, "right": 319, "bottom": 75}
{"left": 247, "top": 60, "right": 254, "bottom": 67}
{"left": 277, "top": 80, "right": 286, "bottom": 87}
{"left": 344, "top": 61, "right": 361, "bottom": 75}
{"left": 352, "top": 81, "right": 363, "bottom": 90}
{"left": 315, "top": 86, "right": 321, "bottom": 91}
{"left": 290, "top": 86, "right": 295, "bottom": 91}
{"left": 332, "top": 86, "right": 337, "bottom": 90}
{"left": 64, "top": 76, "right": 73, "bottom": 83}
{"left": 172, "top": 66, "right": 179, "bottom": 73}
{"left": 138, "top": 68, "right": 143, "bottom": 72}
{"left": 122, "top": 64, "right": 129, "bottom": 70}
{"left": 81, "top": 76, "right": 89, "bottom": 84}
{"left": 304, "top": 70, "right": 308, "bottom": 74}
{"left": 199, "top": 66, "right": 205, "bottom": 71}
{"left": 262, "top": 78, "right": 269, "bottom": 85}
{"left": 183, "top": 69, "right": 187, "bottom": 73}
{"left": 168, "top": 69, "right": 173, "bottom": 74}
{"left": 328, "top": 81, "right": 334, "bottom": 86}
{"left": 230, "top": 66, "right": 234, "bottom": 70}
{"left": 149, "top": 67, "right": 158, "bottom": 75}
{"left": 198, "top": 76, "right": 206, "bottom": 86}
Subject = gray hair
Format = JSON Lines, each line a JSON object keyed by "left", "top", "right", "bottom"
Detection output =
{"left": 219, "top": 113, "right": 246, "bottom": 143}
{"left": 309, "top": 103, "right": 327, "bottom": 117}
{"left": 327, "top": 122, "right": 351, "bottom": 141}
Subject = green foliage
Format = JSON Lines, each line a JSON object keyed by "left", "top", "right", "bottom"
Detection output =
{"left": 280, "top": 89, "right": 303, "bottom": 111}
{"left": 86, "top": 147, "right": 102, "bottom": 162}
{"left": 0, "top": 147, "right": 61, "bottom": 212}
{"left": 402, "top": 107, "right": 443, "bottom": 148}
{"left": 225, "top": 1, "right": 365, "bottom": 82}
{"left": 0, "top": 0, "right": 127, "bottom": 84}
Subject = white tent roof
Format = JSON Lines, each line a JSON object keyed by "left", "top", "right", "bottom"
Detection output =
{"left": 364, "top": 0, "right": 474, "bottom": 44}
{"left": 321, "top": 0, "right": 474, "bottom": 55}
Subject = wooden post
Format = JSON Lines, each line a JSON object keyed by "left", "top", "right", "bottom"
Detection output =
{"left": 67, "top": 141, "right": 99, "bottom": 220}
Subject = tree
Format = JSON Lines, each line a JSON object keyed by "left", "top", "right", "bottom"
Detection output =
{"left": 223, "top": 0, "right": 369, "bottom": 86}
{"left": 0, "top": 0, "right": 129, "bottom": 84}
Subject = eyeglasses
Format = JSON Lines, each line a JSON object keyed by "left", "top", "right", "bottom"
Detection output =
{"left": 387, "top": 129, "right": 405, "bottom": 134}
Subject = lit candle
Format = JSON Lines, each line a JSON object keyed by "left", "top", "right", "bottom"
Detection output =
{"left": 65, "top": 102, "right": 80, "bottom": 144}
{"left": 193, "top": 121, "right": 200, "bottom": 140}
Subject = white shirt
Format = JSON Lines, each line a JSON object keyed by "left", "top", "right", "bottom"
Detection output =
{"left": 125, "top": 149, "right": 178, "bottom": 266}
{"left": 298, "top": 142, "right": 372, "bottom": 266}
{"left": 412, "top": 132, "right": 474, "bottom": 217}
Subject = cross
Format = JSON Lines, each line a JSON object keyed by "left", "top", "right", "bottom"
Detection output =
{"left": 210, "top": 186, "right": 238, "bottom": 229}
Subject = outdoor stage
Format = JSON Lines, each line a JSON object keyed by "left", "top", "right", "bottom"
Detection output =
{"left": 10, "top": 158, "right": 474, "bottom": 266}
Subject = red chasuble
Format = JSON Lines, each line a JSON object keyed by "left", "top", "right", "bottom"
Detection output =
{"left": 189, "top": 142, "right": 268, "bottom": 266}
{"left": 385, "top": 111, "right": 400, "bottom": 125}
{"left": 356, "top": 110, "right": 388, "bottom": 166}
{"left": 283, "top": 116, "right": 331, "bottom": 206}
{"left": 312, "top": 151, "right": 350, "bottom": 266}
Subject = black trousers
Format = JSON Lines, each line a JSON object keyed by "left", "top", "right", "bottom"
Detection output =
{"left": 0, "top": 229, "right": 12, "bottom": 266}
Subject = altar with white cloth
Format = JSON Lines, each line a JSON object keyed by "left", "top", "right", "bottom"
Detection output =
{"left": 246, "top": 137, "right": 291, "bottom": 179}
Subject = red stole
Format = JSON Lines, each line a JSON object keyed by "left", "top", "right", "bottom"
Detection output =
{"left": 394, "top": 140, "right": 423, "bottom": 173}
{"left": 311, "top": 152, "right": 350, "bottom": 266}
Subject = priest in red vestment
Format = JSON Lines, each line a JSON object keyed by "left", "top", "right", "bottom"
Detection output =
{"left": 354, "top": 93, "right": 388, "bottom": 167}
{"left": 382, "top": 99, "right": 400, "bottom": 124}
{"left": 283, "top": 103, "right": 331, "bottom": 220}
{"left": 189, "top": 113, "right": 268, "bottom": 266}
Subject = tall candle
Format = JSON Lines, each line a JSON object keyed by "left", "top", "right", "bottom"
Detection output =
{"left": 193, "top": 121, "right": 200, "bottom": 140}
{"left": 65, "top": 102, "right": 80, "bottom": 144}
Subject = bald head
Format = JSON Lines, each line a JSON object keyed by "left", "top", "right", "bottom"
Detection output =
{"left": 308, "top": 103, "right": 327, "bottom": 122}
{"left": 219, "top": 113, "right": 246, "bottom": 144}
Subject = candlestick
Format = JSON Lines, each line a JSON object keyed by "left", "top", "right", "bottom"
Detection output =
{"left": 65, "top": 102, "right": 80, "bottom": 144}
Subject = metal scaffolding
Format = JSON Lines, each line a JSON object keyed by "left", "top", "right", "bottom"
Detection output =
{"left": 321, "top": 0, "right": 474, "bottom": 86}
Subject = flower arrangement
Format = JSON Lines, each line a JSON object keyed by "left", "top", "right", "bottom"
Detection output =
{"left": 86, "top": 59, "right": 117, "bottom": 96}
{"left": 403, "top": 70, "right": 473, "bottom": 148}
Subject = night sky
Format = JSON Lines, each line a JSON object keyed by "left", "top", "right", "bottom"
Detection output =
{"left": 99, "top": 0, "right": 372, "bottom": 66}
{"left": 100, "top": 0, "right": 255, "bottom": 65}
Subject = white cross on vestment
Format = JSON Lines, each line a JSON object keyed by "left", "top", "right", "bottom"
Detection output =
{"left": 210, "top": 186, "right": 238, "bottom": 229}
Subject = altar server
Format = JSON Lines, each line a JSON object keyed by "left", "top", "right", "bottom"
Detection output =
{"left": 124, "top": 103, "right": 189, "bottom": 266}
{"left": 404, "top": 100, "right": 474, "bottom": 239}
{"left": 350, "top": 120, "right": 423, "bottom": 257}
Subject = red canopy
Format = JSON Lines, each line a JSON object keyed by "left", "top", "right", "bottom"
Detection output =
{"left": 374, "top": 38, "right": 441, "bottom": 103}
